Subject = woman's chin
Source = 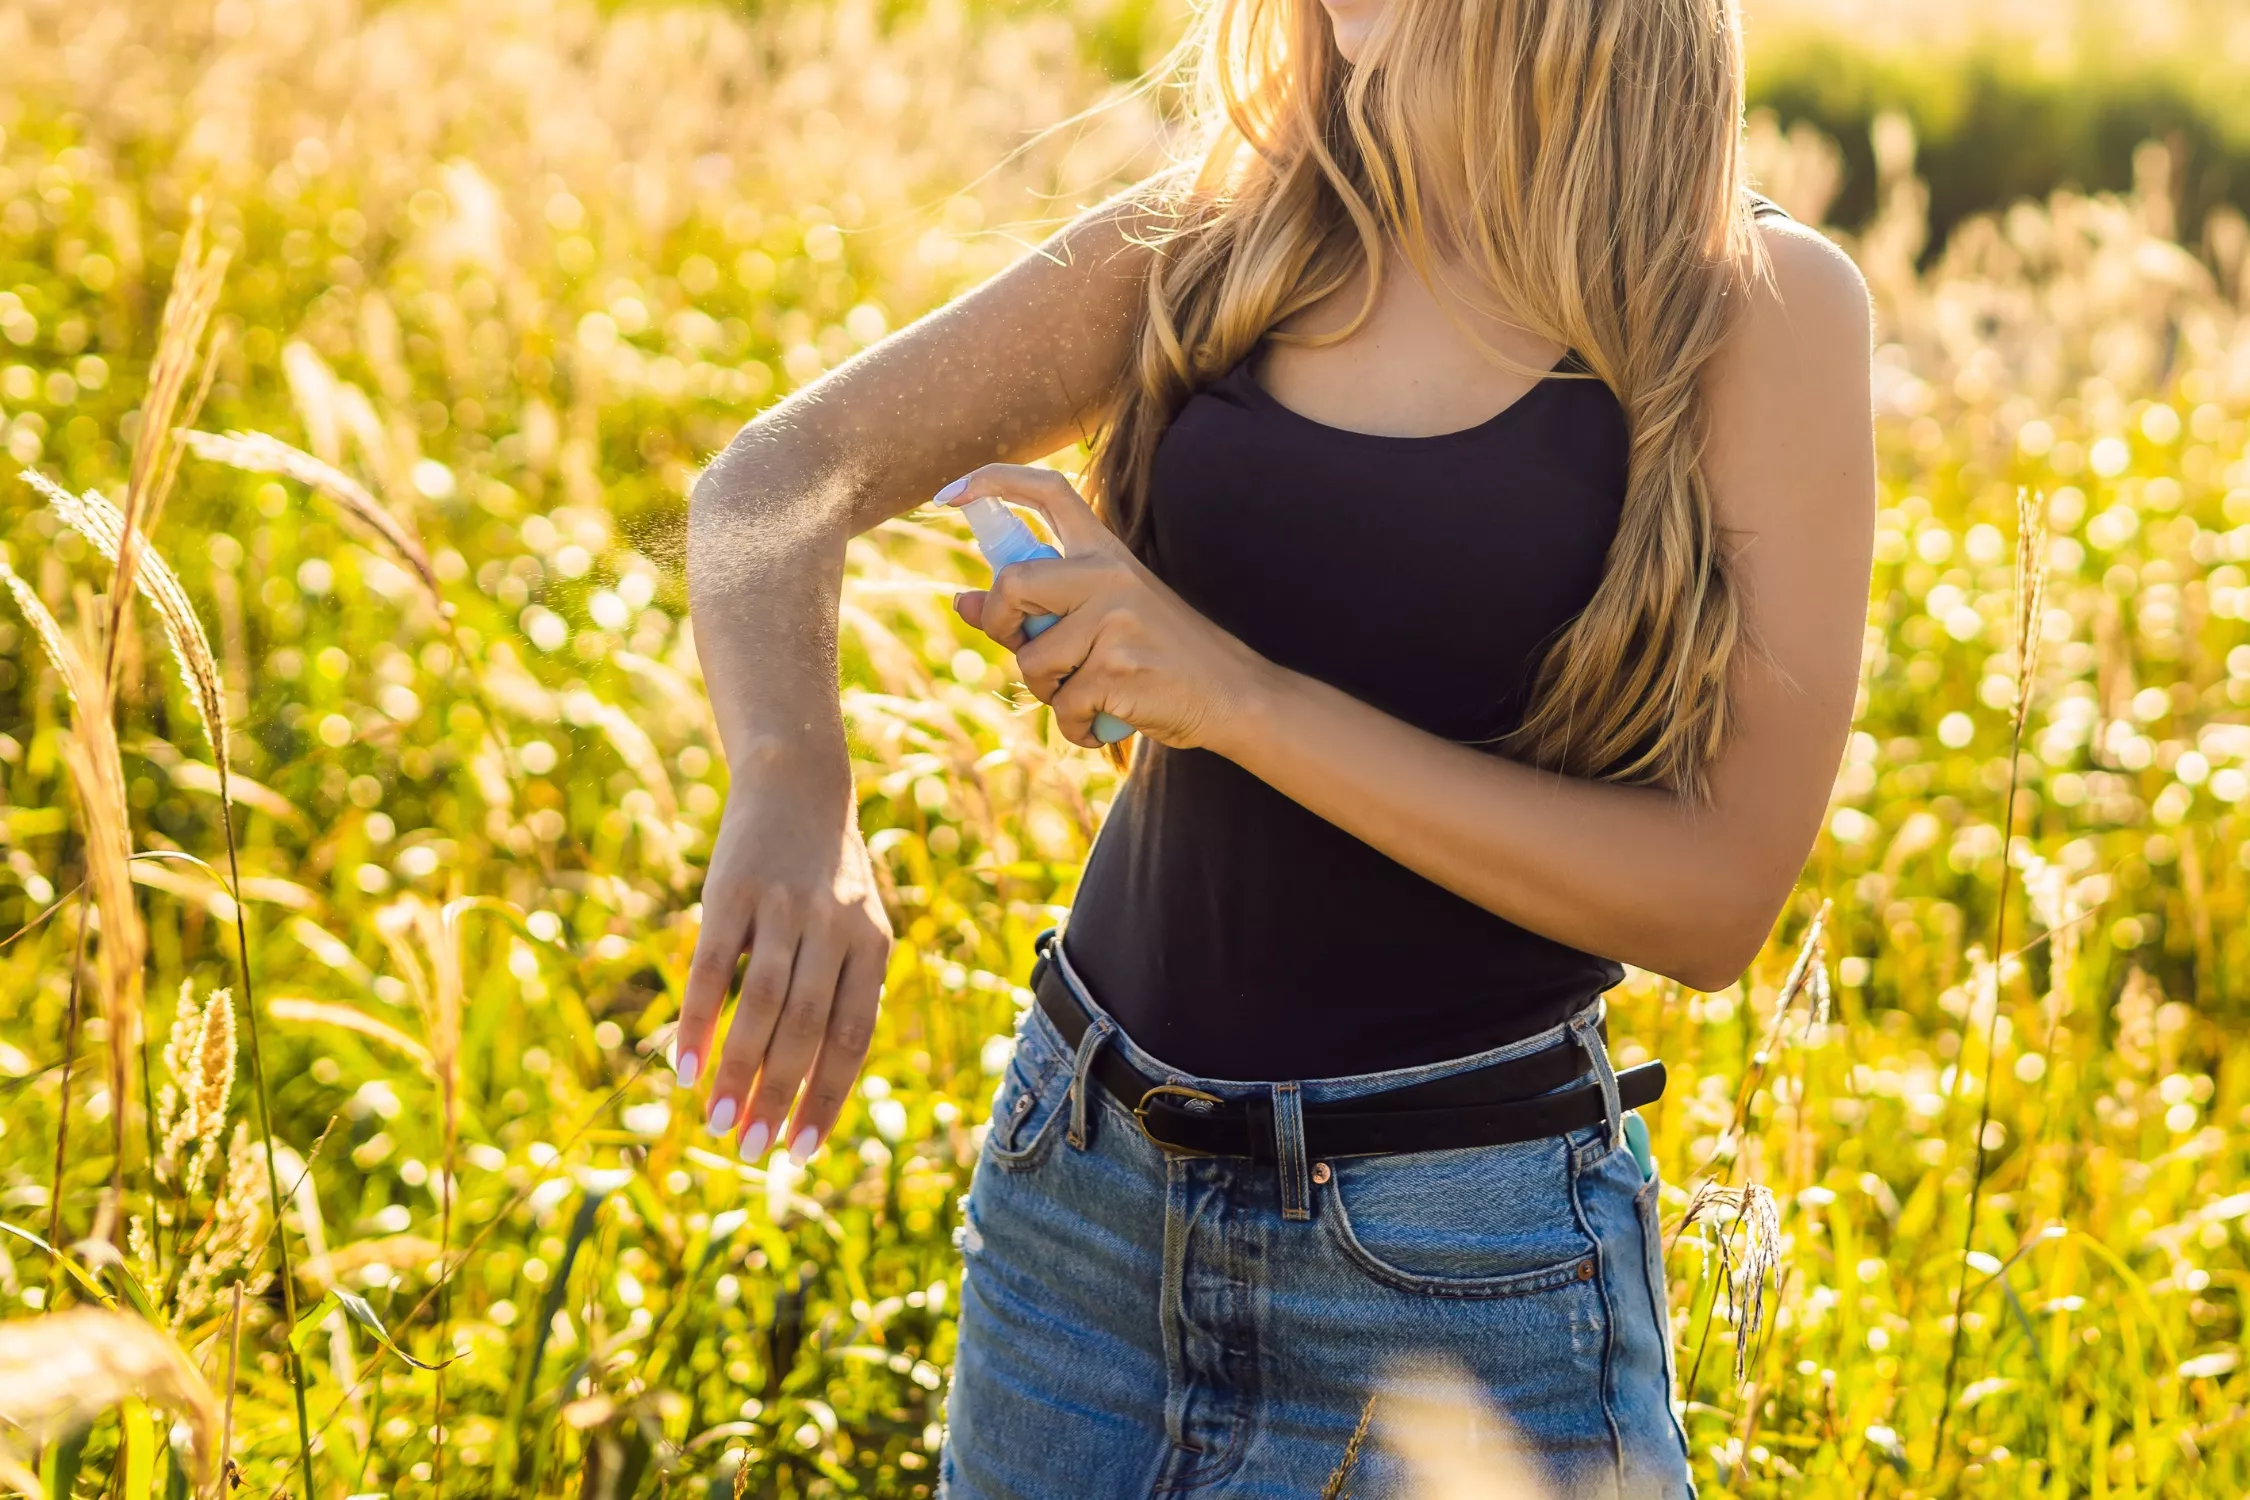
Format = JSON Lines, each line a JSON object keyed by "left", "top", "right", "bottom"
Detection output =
{"left": 1329, "top": 24, "right": 1374, "bottom": 62}
{"left": 1320, "top": 5, "right": 1381, "bottom": 63}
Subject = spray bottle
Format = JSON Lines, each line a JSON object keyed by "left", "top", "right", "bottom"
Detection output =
{"left": 959, "top": 497, "right": 1135, "bottom": 744}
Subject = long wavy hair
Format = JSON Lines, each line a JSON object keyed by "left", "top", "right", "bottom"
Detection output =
{"left": 1085, "top": 0, "right": 1763, "bottom": 801}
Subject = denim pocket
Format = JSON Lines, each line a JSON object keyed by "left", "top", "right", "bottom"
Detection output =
{"left": 1321, "top": 1133, "right": 1598, "bottom": 1298}
{"left": 985, "top": 1006, "right": 1074, "bottom": 1172}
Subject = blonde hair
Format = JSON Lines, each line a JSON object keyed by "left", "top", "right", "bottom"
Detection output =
{"left": 1087, "top": 0, "right": 1762, "bottom": 801}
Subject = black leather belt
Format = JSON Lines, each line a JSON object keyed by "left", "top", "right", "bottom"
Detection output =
{"left": 1030, "top": 946, "right": 1665, "bottom": 1162}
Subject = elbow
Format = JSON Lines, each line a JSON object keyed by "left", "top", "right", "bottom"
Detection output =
{"left": 687, "top": 427, "right": 855, "bottom": 582}
{"left": 1669, "top": 946, "right": 1760, "bottom": 997}
{"left": 1656, "top": 895, "right": 1788, "bottom": 995}
{"left": 688, "top": 433, "right": 768, "bottom": 525}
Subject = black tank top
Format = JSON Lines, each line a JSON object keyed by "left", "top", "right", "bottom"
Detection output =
{"left": 1063, "top": 341, "right": 1632, "bottom": 1080}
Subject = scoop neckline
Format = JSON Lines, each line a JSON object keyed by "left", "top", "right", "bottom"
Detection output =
{"left": 1230, "top": 341, "right": 1579, "bottom": 446}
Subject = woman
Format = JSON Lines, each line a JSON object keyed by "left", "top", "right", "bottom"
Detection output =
{"left": 675, "top": 0, "right": 1874, "bottom": 1485}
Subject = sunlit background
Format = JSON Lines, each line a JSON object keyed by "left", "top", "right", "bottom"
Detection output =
{"left": 0, "top": 0, "right": 2246, "bottom": 1495}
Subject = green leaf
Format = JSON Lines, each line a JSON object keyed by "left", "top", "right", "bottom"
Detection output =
{"left": 120, "top": 1398, "right": 156, "bottom": 1500}
{"left": 294, "top": 1288, "right": 456, "bottom": 1371}
{"left": 0, "top": 1218, "right": 116, "bottom": 1308}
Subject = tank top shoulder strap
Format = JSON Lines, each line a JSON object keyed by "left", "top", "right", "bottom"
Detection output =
{"left": 1747, "top": 191, "right": 1792, "bottom": 223}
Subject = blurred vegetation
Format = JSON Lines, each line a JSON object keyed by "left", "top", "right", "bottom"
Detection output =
{"left": 0, "top": 1, "right": 2245, "bottom": 1498}
{"left": 1747, "top": 36, "right": 2250, "bottom": 257}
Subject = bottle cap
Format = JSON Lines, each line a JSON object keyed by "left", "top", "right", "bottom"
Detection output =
{"left": 959, "top": 497, "right": 1053, "bottom": 570}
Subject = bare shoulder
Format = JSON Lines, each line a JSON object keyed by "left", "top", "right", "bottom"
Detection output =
{"left": 1705, "top": 217, "right": 1872, "bottom": 435}
{"left": 1033, "top": 170, "right": 1184, "bottom": 286}
{"left": 1701, "top": 217, "right": 1875, "bottom": 532}
{"left": 1723, "top": 218, "right": 1871, "bottom": 373}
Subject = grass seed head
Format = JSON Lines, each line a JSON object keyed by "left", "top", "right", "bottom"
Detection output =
{"left": 26, "top": 471, "right": 233, "bottom": 777}
{"left": 181, "top": 428, "right": 448, "bottom": 607}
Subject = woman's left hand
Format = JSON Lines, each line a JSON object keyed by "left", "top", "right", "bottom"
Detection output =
{"left": 941, "top": 464, "right": 1272, "bottom": 752}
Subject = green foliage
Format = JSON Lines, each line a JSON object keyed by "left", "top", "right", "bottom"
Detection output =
{"left": 1749, "top": 34, "right": 2250, "bottom": 251}
{"left": 0, "top": 1, "right": 2246, "bottom": 1498}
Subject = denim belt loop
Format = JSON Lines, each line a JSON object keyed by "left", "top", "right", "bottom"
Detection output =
{"left": 1272, "top": 1081, "right": 1311, "bottom": 1222}
{"left": 1568, "top": 1002, "right": 1625, "bottom": 1152}
{"left": 1066, "top": 1014, "right": 1116, "bottom": 1151}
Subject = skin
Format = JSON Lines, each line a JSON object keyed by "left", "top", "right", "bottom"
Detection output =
{"left": 678, "top": 2, "right": 1876, "bottom": 1166}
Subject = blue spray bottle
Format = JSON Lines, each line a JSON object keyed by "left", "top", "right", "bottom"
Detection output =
{"left": 959, "top": 496, "right": 1135, "bottom": 744}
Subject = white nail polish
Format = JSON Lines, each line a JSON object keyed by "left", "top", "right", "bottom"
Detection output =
{"left": 789, "top": 1126, "right": 819, "bottom": 1165}
{"left": 674, "top": 1049, "right": 699, "bottom": 1089}
{"left": 705, "top": 1096, "right": 735, "bottom": 1136}
{"left": 739, "top": 1120, "right": 770, "bottom": 1163}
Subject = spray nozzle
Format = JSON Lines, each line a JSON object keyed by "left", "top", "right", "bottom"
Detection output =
{"left": 957, "top": 496, "right": 1052, "bottom": 571}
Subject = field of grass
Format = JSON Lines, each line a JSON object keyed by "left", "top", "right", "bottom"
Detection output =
{"left": 0, "top": 0, "right": 2247, "bottom": 1496}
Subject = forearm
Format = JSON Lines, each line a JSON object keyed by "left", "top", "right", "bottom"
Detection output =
{"left": 685, "top": 186, "right": 1165, "bottom": 780}
{"left": 687, "top": 423, "right": 863, "bottom": 798}
{"left": 1213, "top": 666, "right": 1798, "bottom": 990}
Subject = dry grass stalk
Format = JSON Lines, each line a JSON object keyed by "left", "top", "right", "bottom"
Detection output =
{"left": 0, "top": 561, "right": 146, "bottom": 1223}
{"left": 28, "top": 473, "right": 232, "bottom": 784}
{"left": 181, "top": 428, "right": 446, "bottom": 606}
{"left": 376, "top": 894, "right": 478, "bottom": 1490}
{"left": 1677, "top": 1180, "right": 1785, "bottom": 1388}
{"left": 47, "top": 316, "right": 324, "bottom": 1479}
{"left": 1934, "top": 486, "right": 2055, "bottom": 1459}
{"left": 267, "top": 996, "right": 439, "bottom": 1077}
{"left": 107, "top": 207, "right": 228, "bottom": 692}
{"left": 1321, "top": 1392, "right": 1377, "bottom": 1500}
{"left": 219, "top": 1282, "right": 244, "bottom": 1495}
{"left": 1685, "top": 900, "right": 1831, "bottom": 1188}
{"left": 0, "top": 1306, "right": 221, "bottom": 1496}
{"left": 2008, "top": 487, "right": 2053, "bottom": 738}
{"left": 373, "top": 897, "right": 465, "bottom": 1101}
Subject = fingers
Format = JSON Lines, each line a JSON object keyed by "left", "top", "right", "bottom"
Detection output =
{"left": 1012, "top": 605, "right": 1098, "bottom": 703}
{"left": 935, "top": 463, "right": 1112, "bottom": 554}
{"left": 677, "top": 882, "right": 753, "bottom": 1091}
{"left": 785, "top": 937, "right": 885, "bottom": 1158}
{"left": 741, "top": 932, "right": 845, "bottom": 1162}
{"left": 976, "top": 555, "right": 1097, "bottom": 647}
{"left": 704, "top": 895, "right": 799, "bottom": 1142}
{"left": 1050, "top": 662, "right": 1119, "bottom": 748}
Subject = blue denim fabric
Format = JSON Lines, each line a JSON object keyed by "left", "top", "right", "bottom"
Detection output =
{"left": 939, "top": 941, "right": 1694, "bottom": 1499}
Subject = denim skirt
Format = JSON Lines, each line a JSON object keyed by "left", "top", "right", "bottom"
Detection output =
{"left": 938, "top": 943, "right": 1695, "bottom": 1499}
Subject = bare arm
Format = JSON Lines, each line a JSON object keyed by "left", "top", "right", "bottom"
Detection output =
{"left": 678, "top": 182, "right": 1163, "bottom": 1162}
{"left": 953, "top": 222, "right": 1876, "bottom": 992}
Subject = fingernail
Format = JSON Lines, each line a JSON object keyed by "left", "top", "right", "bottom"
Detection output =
{"left": 789, "top": 1126, "right": 819, "bottom": 1165}
{"left": 704, "top": 1096, "right": 735, "bottom": 1136}
{"left": 934, "top": 476, "right": 967, "bottom": 505}
{"left": 739, "top": 1120, "right": 770, "bottom": 1163}
{"left": 674, "top": 1048, "right": 699, "bottom": 1089}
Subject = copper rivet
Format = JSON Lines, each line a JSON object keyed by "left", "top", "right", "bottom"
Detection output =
{"left": 1577, "top": 1260, "right": 1595, "bottom": 1280}
{"left": 1311, "top": 1162, "right": 1332, "bottom": 1185}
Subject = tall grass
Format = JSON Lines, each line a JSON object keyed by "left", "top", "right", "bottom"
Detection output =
{"left": 0, "top": 1, "right": 2244, "bottom": 1497}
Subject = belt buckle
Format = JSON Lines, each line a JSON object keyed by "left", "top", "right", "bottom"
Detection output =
{"left": 1133, "top": 1083, "right": 1225, "bottom": 1158}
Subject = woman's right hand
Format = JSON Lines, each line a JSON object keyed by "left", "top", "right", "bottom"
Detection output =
{"left": 674, "top": 744, "right": 893, "bottom": 1166}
